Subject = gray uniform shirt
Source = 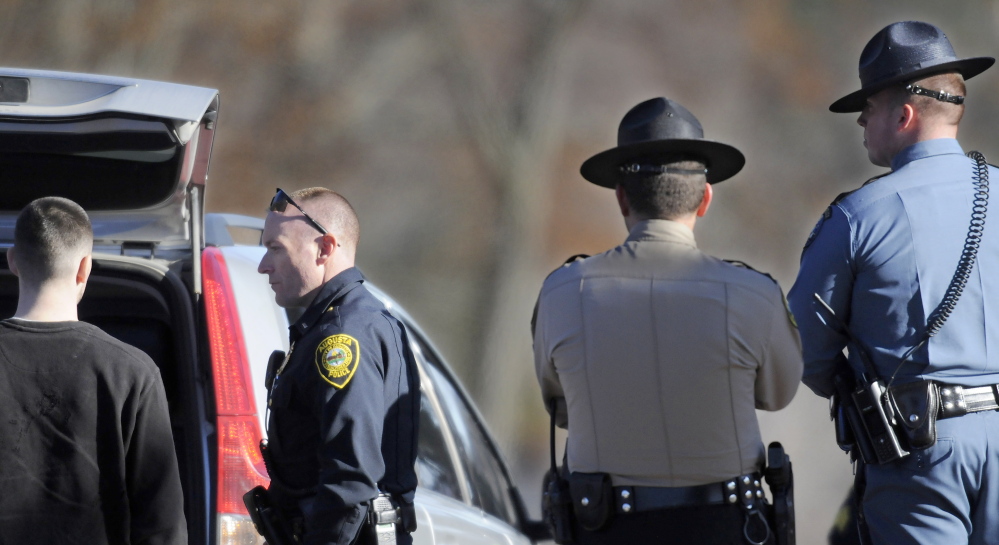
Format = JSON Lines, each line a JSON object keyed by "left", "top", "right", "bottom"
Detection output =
{"left": 533, "top": 219, "right": 802, "bottom": 487}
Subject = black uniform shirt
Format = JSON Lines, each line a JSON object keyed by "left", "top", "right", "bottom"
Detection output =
{"left": 267, "top": 267, "right": 419, "bottom": 545}
{"left": 0, "top": 319, "right": 187, "bottom": 545}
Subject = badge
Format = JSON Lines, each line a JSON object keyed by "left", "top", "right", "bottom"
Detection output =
{"left": 315, "top": 334, "right": 360, "bottom": 389}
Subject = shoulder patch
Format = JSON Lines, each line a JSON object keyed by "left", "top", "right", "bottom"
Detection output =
{"left": 315, "top": 334, "right": 360, "bottom": 389}
{"left": 803, "top": 213, "right": 828, "bottom": 253}
{"left": 803, "top": 181, "right": 870, "bottom": 256}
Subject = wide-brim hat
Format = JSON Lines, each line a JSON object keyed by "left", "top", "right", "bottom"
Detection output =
{"left": 580, "top": 97, "right": 745, "bottom": 187}
{"left": 830, "top": 21, "right": 995, "bottom": 113}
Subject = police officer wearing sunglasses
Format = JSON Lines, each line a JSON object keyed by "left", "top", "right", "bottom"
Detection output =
{"left": 255, "top": 188, "right": 419, "bottom": 545}
{"left": 789, "top": 21, "right": 999, "bottom": 544}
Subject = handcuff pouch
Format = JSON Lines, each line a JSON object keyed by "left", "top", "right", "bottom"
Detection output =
{"left": 888, "top": 380, "right": 939, "bottom": 451}
{"left": 567, "top": 472, "right": 613, "bottom": 531}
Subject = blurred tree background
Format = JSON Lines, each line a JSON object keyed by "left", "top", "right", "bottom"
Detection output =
{"left": 4, "top": 0, "right": 999, "bottom": 542}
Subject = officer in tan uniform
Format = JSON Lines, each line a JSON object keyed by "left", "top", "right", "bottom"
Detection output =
{"left": 533, "top": 97, "right": 803, "bottom": 544}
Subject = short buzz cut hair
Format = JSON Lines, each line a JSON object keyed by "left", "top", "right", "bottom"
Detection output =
{"left": 887, "top": 72, "right": 966, "bottom": 125}
{"left": 13, "top": 196, "right": 93, "bottom": 281}
{"left": 290, "top": 187, "right": 360, "bottom": 249}
{"left": 619, "top": 158, "right": 708, "bottom": 220}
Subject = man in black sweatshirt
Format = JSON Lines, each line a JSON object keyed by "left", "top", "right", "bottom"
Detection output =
{"left": 0, "top": 197, "right": 187, "bottom": 544}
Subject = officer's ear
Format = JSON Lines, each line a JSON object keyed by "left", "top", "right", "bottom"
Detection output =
{"left": 316, "top": 232, "right": 339, "bottom": 264}
{"left": 897, "top": 103, "right": 916, "bottom": 132}
{"left": 695, "top": 183, "right": 713, "bottom": 217}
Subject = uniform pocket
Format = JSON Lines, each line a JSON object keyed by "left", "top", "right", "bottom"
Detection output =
{"left": 895, "top": 437, "right": 953, "bottom": 472}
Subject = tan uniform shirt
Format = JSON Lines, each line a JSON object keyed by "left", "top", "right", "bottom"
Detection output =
{"left": 533, "top": 219, "right": 802, "bottom": 487}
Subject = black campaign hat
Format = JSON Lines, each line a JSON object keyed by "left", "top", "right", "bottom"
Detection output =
{"left": 580, "top": 97, "right": 745, "bottom": 187}
{"left": 830, "top": 21, "right": 994, "bottom": 113}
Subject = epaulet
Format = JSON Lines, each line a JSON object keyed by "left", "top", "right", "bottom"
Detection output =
{"left": 825, "top": 172, "right": 887, "bottom": 210}
{"left": 543, "top": 253, "right": 589, "bottom": 281}
{"left": 823, "top": 172, "right": 887, "bottom": 206}
{"left": 533, "top": 254, "right": 590, "bottom": 337}
{"left": 724, "top": 259, "right": 797, "bottom": 328}
{"left": 862, "top": 171, "right": 890, "bottom": 187}
{"left": 723, "top": 259, "right": 777, "bottom": 285}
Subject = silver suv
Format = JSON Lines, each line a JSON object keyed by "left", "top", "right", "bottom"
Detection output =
{"left": 0, "top": 68, "right": 547, "bottom": 545}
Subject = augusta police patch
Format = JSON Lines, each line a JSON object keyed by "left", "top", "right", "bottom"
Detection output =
{"left": 315, "top": 334, "right": 360, "bottom": 389}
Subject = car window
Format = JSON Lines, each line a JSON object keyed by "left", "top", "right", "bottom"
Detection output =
{"left": 415, "top": 391, "right": 463, "bottom": 501}
{"left": 417, "top": 340, "right": 519, "bottom": 526}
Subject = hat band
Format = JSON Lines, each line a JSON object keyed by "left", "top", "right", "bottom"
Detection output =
{"left": 906, "top": 84, "right": 965, "bottom": 104}
{"left": 619, "top": 163, "right": 708, "bottom": 175}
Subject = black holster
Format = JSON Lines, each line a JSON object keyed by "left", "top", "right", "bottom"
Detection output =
{"left": 362, "top": 493, "right": 416, "bottom": 545}
{"left": 542, "top": 399, "right": 574, "bottom": 544}
{"left": 831, "top": 371, "right": 910, "bottom": 465}
{"left": 542, "top": 465, "right": 575, "bottom": 544}
{"left": 243, "top": 485, "right": 299, "bottom": 545}
{"left": 764, "top": 442, "right": 795, "bottom": 545}
{"left": 832, "top": 372, "right": 874, "bottom": 463}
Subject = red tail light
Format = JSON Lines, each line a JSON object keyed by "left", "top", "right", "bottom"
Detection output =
{"left": 202, "top": 247, "right": 269, "bottom": 516}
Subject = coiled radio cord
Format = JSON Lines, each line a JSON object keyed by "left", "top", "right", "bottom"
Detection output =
{"left": 888, "top": 150, "right": 989, "bottom": 387}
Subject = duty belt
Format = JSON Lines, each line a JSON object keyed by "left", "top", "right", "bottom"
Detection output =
{"left": 614, "top": 473, "right": 765, "bottom": 514}
{"left": 938, "top": 383, "right": 999, "bottom": 419}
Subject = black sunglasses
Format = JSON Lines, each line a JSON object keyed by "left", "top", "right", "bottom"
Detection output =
{"left": 269, "top": 188, "right": 328, "bottom": 235}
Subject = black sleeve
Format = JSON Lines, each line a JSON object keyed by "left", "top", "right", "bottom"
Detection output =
{"left": 306, "top": 326, "right": 387, "bottom": 545}
{"left": 125, "top": 366, "right": 188, "bottom": 545}
{"left": 378, "top": 315, "right": 419, "bottom": 504}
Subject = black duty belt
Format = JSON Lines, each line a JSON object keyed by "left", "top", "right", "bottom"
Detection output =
{"left": 938, "top": 383, "right": 999, "bottom": 419}
{"left": 614, "top": 473, "right": 765, "bottom": 514}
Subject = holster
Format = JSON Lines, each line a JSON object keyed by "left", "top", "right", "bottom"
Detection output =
{"left": 242, "top": 485, "right": 299, "bottom": 545}
{"left": 833, "top": 371, "right": 911, "bottom": 465}
{"left": 830, "top": 375, "right": 855, "bottom": 453}
{"left": 832, "top": 372, "right": 872, "bottom": 463}
{"left": 567, "top": 472, "right": 613, "bottom": 532}
{"left": 888, "top": 380, "right": 939, "bottom": 451}
{"left": 764, "top": 442, "right": 795, "bottom": 545}
{"left": 362, "top": 493, "right": 416, "bottom": 545}
{"left": 542, "top": 466, "right": 575, "bottom": 544}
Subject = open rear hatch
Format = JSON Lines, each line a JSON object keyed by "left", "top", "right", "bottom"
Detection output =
{"left": 0, "top": 68, "right": 218, "bottom": 260}
{"left": 0, "top": 68, "right": 220, "bottom": 545}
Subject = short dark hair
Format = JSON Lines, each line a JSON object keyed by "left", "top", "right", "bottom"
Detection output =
{"left": 13, "top": 197, "right": 93, "bottom": 280}
{"left": 619, "top": 159, "right": 707, "bottom": 220}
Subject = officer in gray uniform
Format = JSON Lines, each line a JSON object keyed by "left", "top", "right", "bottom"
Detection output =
{"left": 789, "top": 21, "right": 999, "bottom": 545}
{"left": 533, "top": 97, "right": 802, "bottom": 544}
